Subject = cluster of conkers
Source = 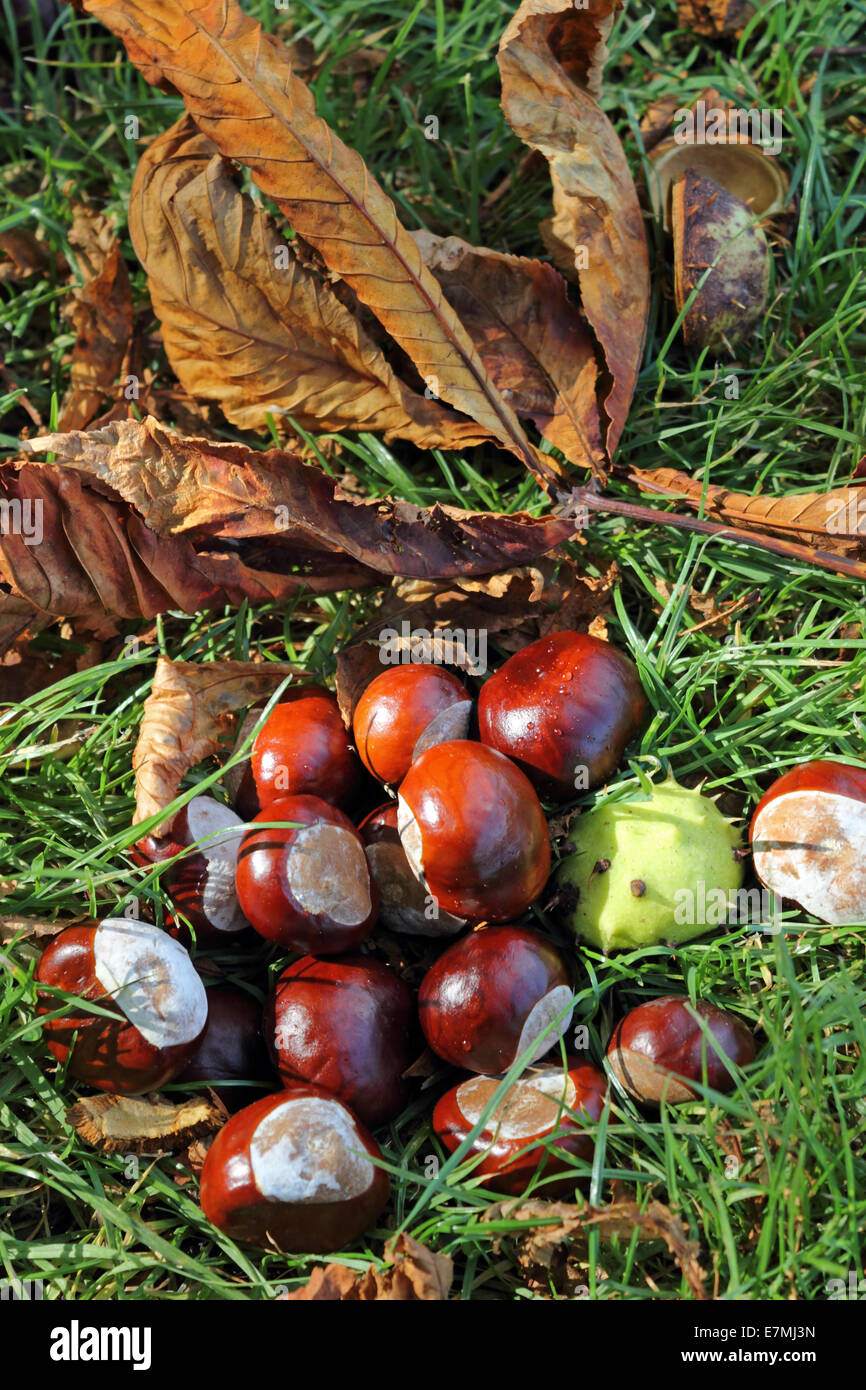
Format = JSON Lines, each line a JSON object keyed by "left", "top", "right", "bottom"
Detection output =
{"left": 36, "top": 625, "right": 861, "bottom": 1254}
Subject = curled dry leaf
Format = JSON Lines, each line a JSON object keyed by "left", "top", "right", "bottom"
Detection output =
{"left": 67, "top": 1092, "right": 225, "bottom": 1154}
{"left": 0, "top": 228, "right": 54, "bottom": 282}
{"left": 676, "top": 0, "right": 754, "bottom": 38}
{"left": 82, "top": 0, "right": 561, "bottom": 495}
{"left": 130, "top": 117, "right": 489, "bottom": 451}
{"left": 483, "top": 1196, "right": 706, "bottom": 1299}
{"left": 20, "top": 417, "right": 579, "bottom": 578}
{"left": 282, "top": 1233, "right": 453, "bottom": 1301}
{"left": 413, "top": 231, "right": 604, "bottom": 475}
{"left": 498, "top": 0, "right": 650, "bottom": 463}
{"left": 58, "top": 206, "right": 133, "bottom": 431}
{"left": 132, "top": 656, "right": 304, "bottom": 830}
{"left": 672, "top": 170, "right": 770, "bottom": 354}
{"left": 0, "top": 461, "right": 371, "bottom": 651}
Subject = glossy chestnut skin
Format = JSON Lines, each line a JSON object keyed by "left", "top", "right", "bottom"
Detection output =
{"left": 750, "top": 759, "right": 866, "bottom": 924}
{"left": 397, "top": 741, "right": 550, "bottom": 922}
{"left": 478, "top": 630, "right": 646, "bottom": 800}
{"left": 35, "top": 919, "right": 207, "bottom": 1094}
{"left": 234, "top": 795, "right": 377, "bottom": 954}
{"left": 135, "top": 794, "right": 248, "bottom": 942}
{"left": 418, "top": 926, "right": 573, "bottom": 1073}
{"left": 352, "top": 664, "right": 472, "bottom": 786}
{"left": 267, "top": 955, "right": 415, "bottom": 1128}
{"left": 359, "top": 802, "right": 465, "bottom": 937}
{"left": 607, "top": 995, "right": 755, "bottom": 1105}
{"left": 175, "top": 986, "right": 272, "bottom": 1111}
{"left": 199, "top": 1084, "right": 389, "bottom": 1253}
{"left": 227, "top": 686, "right": 362, "bottom": 819}
{"left": 434, "top": 1061, "right": 607, "bottom": 1195}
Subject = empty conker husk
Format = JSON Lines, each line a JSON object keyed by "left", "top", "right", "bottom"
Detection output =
{"left": 352, "top": 663, "right": 472, "bottom": 786}
{"left": 419, "top": 925, "right": 573, "bottom": 1073}
{"left": 199, "top": 1085, "right": 389, "bottom": 1253}
{"left": 175, "top": 985, "right": 272, "bottom": 1111}
{"left": 35, "top": 918, "right": 207, "bottom": 1094}
{"left": 750, "top": 759, "right": 866, "bottom": 924}
{"left": 267, "top": 954, "right": 415, "bottom": 1129}
{"left": 235, "top": 795, "right": 377, "bottom": 954}
{"left": 135, "top": 794, "right": 248, "bottom": 942}
{"left": 226, "top": 686, "right": 362, "bottom": 818}
{"left": 434, "top": 1061, "right": 607, "bottom": 1195}
{"left": 359, "top": 802, "right": 465, "bottom": 937}
{"left": 607, "top": 995, "right": 755, "bottom": 1105}
{"left": 478, "top": 630, "right": 646, "bottom": 799}
{"left": 397, "top": 741, "right": 550, "bottom": 922}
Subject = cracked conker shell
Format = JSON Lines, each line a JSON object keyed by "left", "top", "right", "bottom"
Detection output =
{"left": 607, "top": 995, "right": 755, "bottom": 1104}
{"left": 235, "top": 795, "right": 377, "bottom": 954}
{"left": 353, "top": 663, "right": 472, "bottom": 785}
{"left": 750, "top": 759, "right": 866, "bottom": 924}
{"left": 267, "top": 954, "right": 415, "bottom": 1128}
{"left": 226, "top": 686, "right": 362, "bottom": 818}
{"left": 199, "top": 1084, "right": 389, "bottom": 1253}
{"left": 175, "top": 985, "right": 272, "bottom": 1111}
{"left": 359, "top": 802, "right": 465, "bottom": 937}
{"left": 478, "top": 630, "right": 646, "bottom": 799}
{"left": 35, "top": 918, "right": 207, "bottom": 1094}
{"left": 419, "top": 926, "right": 573, "bottom": 1072}
{"left": 433, "top": 1061, "right": 607, "bottom": 1195}
{"left": 397, "top": 741, "right": 550, "bottom": 922}
{"left": 135, "top": 794, "right": 249, "bottom": 942}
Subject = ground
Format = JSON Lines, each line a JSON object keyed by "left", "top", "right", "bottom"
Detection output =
{"left": 0, "top": 0, "right": 864, "bottom": 1300}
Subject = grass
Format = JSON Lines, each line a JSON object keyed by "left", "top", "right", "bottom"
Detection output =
{"left": 0, "top": 0, "right": 865, "bottom": 1300}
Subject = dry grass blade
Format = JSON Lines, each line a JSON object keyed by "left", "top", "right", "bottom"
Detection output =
{"left": 130, "top": 117, "right": 490, "bottom": 450}
{"left": 82, "top": 0, "right": 561, "bottom": 492}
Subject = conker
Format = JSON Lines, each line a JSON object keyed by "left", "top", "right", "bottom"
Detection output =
{"left": 199, "top": 1084, "right": 389, "bottom": 1252}
{"left": 433, "top": 1061, "right": 607, "bottom": 1196}
{"left": 35, "top": 918, "right": 207, "bottom": 1094}
{"left": 750, "top": 759, "right": 866, "bottom": 924}
{"left": 607, "top": 995, "right": 755, "bottom": 1105}
{"left": 226, "top": 686, "right": 361, "bottom": 818}
{"left": 359, "top": 802, "right": 465, "bottom": 937}
{"left": 135, "top": 794, "right": 248, "bottom": 941}
{"left": 175, "top": 985, "right": 272, "bottom": 1111}
{"left": 234, "top": 794, "right": 377, "bottom": 953}
{"left": 397, "top": 741, "right": 550, "bottom": 922}
{"left": 478, "top": 630, "right": 646, "bottom": 799}
{"left": 267, "top": 954, "right": 415, "bottom": 1128}
{"left": 352, "top": 664, "right": 472, "bottom": 786}
{"left": 419, "top": 925, "right": 573, "bottom": 1072}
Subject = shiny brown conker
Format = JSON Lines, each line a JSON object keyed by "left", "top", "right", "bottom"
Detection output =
{"left": 35, "top": 918, "right": 207, "bottom": 1094}
{"left": 135, "top": 794, "right": 248, "bottom": 942}
{"left": 199, "top": 1084, "right": 389, "bottom": 1253}
{"left": 433, "top": 1060, "right": 607, "bottom": 1195}
{"left": 607, "top": 995, "right": 756, "bottom": 1105}
{"left": 267, "top": 954, "right": 415, "bottom": 1128}
{"left": 418, "top": 925, "right": 573, "bottom": 1073}
{"left": 175, "top": 985, "right": 272, "bottom": 1111}
{"left": 352, "top": 663, "right": 472, "bottom": 786}
{"left": 234, "top": 795, "right": 377, "bottom": 954}
{"left": 478, "top": 630, "right": 646, "bottom": 799}
{"left": 359, "top": 802, "right": 465, "bottom": 937}
{"left": 397, "top": 741, "right": 550, "bottom": 922}
{"left": 226, "top": 686, "right": 362, "bottom": 818}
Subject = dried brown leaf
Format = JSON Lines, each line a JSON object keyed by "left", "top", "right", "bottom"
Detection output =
{"left": 129, "top": 117, "right": 489, "bottom": 451}
{"left": 283, "top": 1234, "right": 453, "bottom": 1301}
{"left": 498, "top": 0, "right": 650, "bottom": 461}
{"left": 484, "top": 1196, "right": 707, "bottom": 1299}
{"left": 677, "top": 0, "right": 754, "bottom": 37}
{"left": 413, "top": 231, "right": 604, "bottom": 474}
{"left": 133, "top": 656, "right": 304, "bottom": 830}
{"left": 0, "top": 228, "right": 53, "bottom": 282}
{"left": 58, "top": 206, "right": 133, "bottom": 431}
{"left": 0, "top": 916, "right": 69, "bottom": 946}
{"left": 67, "top": 1092, "right": 225, "bottom": 1154}
{"left": 82, "top": 0, "right": 561, "bottom": 494}
{"left": 21, "top": 418, "right": 580, "bottom": 579}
